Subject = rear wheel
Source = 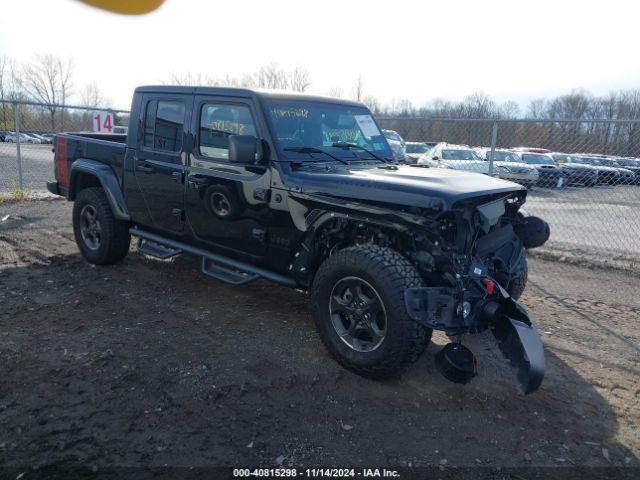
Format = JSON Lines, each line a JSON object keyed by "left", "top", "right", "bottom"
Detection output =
{"left": 73, "top": 187, "right": 130, "bottom": 265}
{"left": 311, "top": 245, "right": 431, "bottom": 379}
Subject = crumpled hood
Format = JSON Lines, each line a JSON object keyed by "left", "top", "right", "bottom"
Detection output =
{"left": 287, "top": 164, "right": 525, "bottom": 210}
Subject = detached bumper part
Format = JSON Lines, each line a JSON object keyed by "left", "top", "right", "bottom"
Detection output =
{"left": 492, "top": 316, "right": 545, "bottom": 394}
{"left": 405, "top": 286, "right": 546, "bottom": 394}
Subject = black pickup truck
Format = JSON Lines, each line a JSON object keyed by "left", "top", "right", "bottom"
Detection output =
{"left": 47, "top": 86, "right": 550, "bottom": 393}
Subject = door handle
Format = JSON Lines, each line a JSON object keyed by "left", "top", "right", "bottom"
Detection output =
{"left": 137, "top": 162, "right": 155, "bottom": 173}
{"left": 171, "top": 171, "right": 182, "bottom": 183}
{"left": 187, "top": 174, "right": 211, "bottom": 189}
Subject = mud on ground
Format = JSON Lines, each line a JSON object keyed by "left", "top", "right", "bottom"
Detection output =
{"left": 1, "top": 200, "right": 638, "bottom": 475}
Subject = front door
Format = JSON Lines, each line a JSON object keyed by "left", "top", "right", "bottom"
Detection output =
{"left": 184, "top": 96, "right": 271, "bottom": 259}
{"left": 133, "top": 95, "right": 189, "bottom": 232}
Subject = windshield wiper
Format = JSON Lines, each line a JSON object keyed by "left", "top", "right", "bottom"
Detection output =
{"left": 331, "top": 142, "right": 388, "bottom": 163}
{"left": 283, "top": 146, "right": 349, "bottom": 164}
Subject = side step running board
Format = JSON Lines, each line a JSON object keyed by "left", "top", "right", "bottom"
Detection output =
{"left": 136, "top": 238, "right": 182, "bottom": 259}
{"left": 129, "top": 227, "right": 297, "bottom": 288}
{"left": 202, "top": 258, "right": 258, "bottom": 285}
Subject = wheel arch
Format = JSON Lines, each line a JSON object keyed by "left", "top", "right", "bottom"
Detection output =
{"left": 69, "top": 159, "right": 130, "bottom": 221}
{"left": 290, "top": 209, "right": 414, "bottom": 289}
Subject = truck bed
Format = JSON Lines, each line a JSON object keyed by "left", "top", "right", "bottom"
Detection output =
{"left": 52, "top": 133, "right": 128, "bottom": 194}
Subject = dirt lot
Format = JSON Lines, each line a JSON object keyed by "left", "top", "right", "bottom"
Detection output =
{"left": 1, "top": 200, "right": 639, "bottom": 476}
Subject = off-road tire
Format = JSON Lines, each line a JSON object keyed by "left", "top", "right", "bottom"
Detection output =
{"left": 507, "top": 257, "right": 528, "bottom": 301}
{"left": 311, "top": 245, "right": 432, "bottom": 379}
{"left": 73, "top": 187, "right": 130, "bottom": 265}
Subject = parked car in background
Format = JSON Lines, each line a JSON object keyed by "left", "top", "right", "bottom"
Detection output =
{"left": 613, "top": 158, "right": 640, "bottom": 184}
{"left": 382, "top": 129, "right": 407, "bottom": 162}
{"left": 593, "top": 157, "right": 637, "bottom": 184}
{"left": 4, "top": 132, "right": 39, "bottom": 143}
{"left": 418, "top": 143, "right": 490, "bottom": 174}
{"left": 23, "top": 133, "right": 42, "bottom": 144}
{"left": 548, "top": 152, "right": 599, "bottom": 186}
{"left": 31, "top": 133, "right": 53, "bottom": 144}
{"left": 41, "top": 134, "right": 55, "bottom": 143}
{"left": 510, "top": 151, "right": 567, "bottom": 188}
{"left": 474, "top": 148, "right": 539, "bottom": 187}
{"left": 0, "top": 130, "right": 8, "bottom": 142}
{"left": 404, "top": 142, "right": 433, "bottom": 163}
{"left": 512, "top": 147, "right": 551, "bottom": 154}
{"left": 572, "top": 156, "right": 633, "bottom": 184}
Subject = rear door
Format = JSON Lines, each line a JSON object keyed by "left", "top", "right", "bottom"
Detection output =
{"left": 133, "top": 95, "right": 190, "bottom": 232}
{"left": 184, "top": 95, "right": 271, "bottom": 259}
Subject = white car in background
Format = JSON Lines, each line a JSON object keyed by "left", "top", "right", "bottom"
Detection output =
{"left": 382, "top": 129, "right": 407, "bottom": 162}
{"left": 418, "top": 142, "right": 490, "bottom": 174}
{"left": 475, "top": 147, "right": 539, "bottom": 187}
{"left": 405, "top": 141, "right": 437, "bottom": 163}
{"left": 4, "top": 132, "right": 39, "bottom": 143}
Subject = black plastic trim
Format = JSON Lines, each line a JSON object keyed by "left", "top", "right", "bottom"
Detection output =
{"left": 130, "top": 227, "right": 297, "bottom": 287}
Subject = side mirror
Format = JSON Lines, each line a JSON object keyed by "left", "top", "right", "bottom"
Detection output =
{"left": 432, "top": 155, "right": 439, "bottom": 161}
{"left": 228, "top": 135, "right": 261, "bottom": 164}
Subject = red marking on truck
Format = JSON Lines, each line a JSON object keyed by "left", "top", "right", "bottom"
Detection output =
{"left": 55, "top": 137, "right": 69, "bottom": 188}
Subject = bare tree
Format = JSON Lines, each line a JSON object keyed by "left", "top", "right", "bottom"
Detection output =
{"left": 22, "top": 54, "right": 74, "bottom": 130}
{"left": 388, "top": 98, "right": 414, "bottom": 116}
{"left": 326, "top": 86, "right": 344, "bottom": 99}
{"left": 0, "top": 56, "right": 10, "bottom": 129}
{"left": 254, "top": 63, "right": 289, "bottom": 90}
{"left": 289, "top": 66, "right": 311, "bottom": 92}
{"left": 352, "top": 75, "right": 364, "bottom": 102}
{"left": 80, "top": 82, "right": 107, "bottom": 108}
{"left": 361, "top": 95, "right": 381, "bottom": 114}
{"left": 165, "top": 71, "right": 214, "bottom": 86}
{"left": 500, "top": 100, "right": 520, "bottom": 119}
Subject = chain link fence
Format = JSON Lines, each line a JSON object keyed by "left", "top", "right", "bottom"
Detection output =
{"left": 1, "top": 102, "right": 638, "bottom": 295}
{"left": 379, "top": 117, "right": 640, "bottom": 299}
{"left": 0, "top": 100, "right": 129, "bottom": 197}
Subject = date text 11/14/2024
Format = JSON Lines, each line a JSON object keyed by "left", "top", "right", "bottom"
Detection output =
{"left": 233, "top": 468, "right": 401, "bottom": 477}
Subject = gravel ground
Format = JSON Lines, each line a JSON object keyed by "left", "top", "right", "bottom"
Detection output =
{"left": 526, "top": 184, "right": 640, "bottom": 261}
{"left": 0, "top": 200, "right": 638, "bottom": 477}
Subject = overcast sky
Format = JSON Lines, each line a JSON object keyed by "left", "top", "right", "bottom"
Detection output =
{"left": 1, "top": 0, "right": 639, "bottom": 110}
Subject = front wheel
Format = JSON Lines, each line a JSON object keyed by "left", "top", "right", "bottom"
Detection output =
{"left": 73, "top": 187, "right": 131, "bottom": 265}
{"left": 311, "top": 245, "right": 432, "bottom": 379}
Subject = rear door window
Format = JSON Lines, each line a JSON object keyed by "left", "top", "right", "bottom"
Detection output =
{"left": 143, "top": 100, "right": 186, "bottom": 152}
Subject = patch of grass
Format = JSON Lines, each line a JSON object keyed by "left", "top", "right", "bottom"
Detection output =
{"left": 10, "top": 183, "right": 29, "bottom": 202}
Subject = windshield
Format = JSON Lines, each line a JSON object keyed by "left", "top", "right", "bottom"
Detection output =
{"left": 441, "top": 149, "right": 481, "bottom": 161}
{"left": 406, "top": 143, "right": 429, "bottom": 154}
{"left": 521, "top": 153, "right": 555, "bottom": 165}
{"left": 264, "top": 99, "right": 392, "bottom": 161}
{"left": 487, "top": 150, "right": 519, "bottom": 162}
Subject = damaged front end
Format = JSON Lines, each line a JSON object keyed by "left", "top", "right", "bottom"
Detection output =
{"left": 404, "top": 191, "right": 549, "bottom": 394}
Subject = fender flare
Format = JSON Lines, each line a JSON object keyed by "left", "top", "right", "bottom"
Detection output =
{"left": 69, "top": 159, "right": 130, "bottom": 221}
